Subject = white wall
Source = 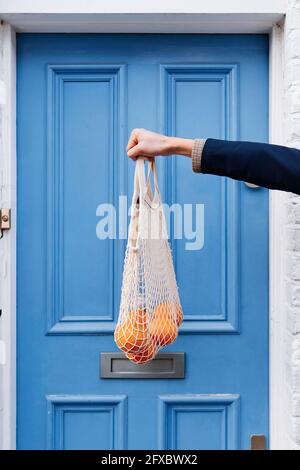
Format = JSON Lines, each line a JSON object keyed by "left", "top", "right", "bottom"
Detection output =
{"left": 283, "top": 0, "right": 300, "bottom": 449}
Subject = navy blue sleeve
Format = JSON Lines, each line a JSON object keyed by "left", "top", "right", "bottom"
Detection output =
{"left": 201, "top": 139, "right": 300, "bottom": 195}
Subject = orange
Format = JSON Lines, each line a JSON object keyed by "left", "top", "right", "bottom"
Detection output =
{"left": 114, "top": 308, "right": 149, "bottom": 353}
{"left": 126, "top": 339, "right": 157, "bottom": 364}
{"left": 149, "top": 303, "right": 178, "bottom": 347}
{"left": 172, "top": 302, "right": 183, "bottom": 327}
{"left": 131, "top": 308, "right": 147, "bottom": 327}
{"left": 152, "top": 301, "right": 183, "bottom": 326}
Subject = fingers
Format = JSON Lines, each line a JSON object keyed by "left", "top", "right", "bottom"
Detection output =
{"left": 128, "top": 145, "right": 152, "bottom": 161}
{"left": 126, "top": 129, "right": 140, "bottom": 161}
{"left": 126, "top": 129, "right": 139, "bottom": 152}
{"left": 127, "top": 147, "right": 154, "bottom": 162}
{"left": 127, "top": 143, "right": 142, "bottom": 160}
{"left": 126, "top": 128, "right": 156, "bottom": 162}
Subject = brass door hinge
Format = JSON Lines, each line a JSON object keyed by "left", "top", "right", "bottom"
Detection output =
{"left": 250, "top": 435, "right": 267, "bottom": 450}
{"left": 0, "top": 208, "right": 11, "bottom": 238}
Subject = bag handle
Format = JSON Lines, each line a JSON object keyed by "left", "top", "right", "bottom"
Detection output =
{"left": 128, "top": 158, "right": 146, "bottom": 251}
{"left": 136, "top": 158, "right": 161, "bottom": 204}
{"left": 128, "top": 158, "right": 162, "bottom": 250}
{"left": 146, "top": 159, "right": 161, "bottom": 202}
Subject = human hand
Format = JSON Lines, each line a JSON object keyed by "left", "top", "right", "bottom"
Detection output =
{"left": 126, "top": 128, "right": 193, "bottom": 161}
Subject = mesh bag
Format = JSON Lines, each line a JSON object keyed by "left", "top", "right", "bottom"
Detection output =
{"left": 114, "top": 158, "right": 183, "bottom": 364}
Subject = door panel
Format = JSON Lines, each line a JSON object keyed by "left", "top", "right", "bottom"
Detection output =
{"left": 46, "top": 64, "right": 126, "bottom": 334}
{"left": 17, "top": 34, "right": 269, "bottom": 450}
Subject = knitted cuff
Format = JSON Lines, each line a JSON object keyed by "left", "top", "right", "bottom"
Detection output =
{"left": 192, "top": 139, "right": 206, "bottom": 173}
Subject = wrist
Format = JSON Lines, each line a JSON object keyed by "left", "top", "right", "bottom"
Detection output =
{"left": 167, "top": 137, "right": 193, "bottom": 157}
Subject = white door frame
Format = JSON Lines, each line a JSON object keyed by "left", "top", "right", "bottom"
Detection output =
{"left": 0, "top": 5, "right": 287, "bottom": 450}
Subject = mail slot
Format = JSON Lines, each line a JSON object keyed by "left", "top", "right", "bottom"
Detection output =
{"left": 100, "top": 352, "right": 185, "bottom": 379}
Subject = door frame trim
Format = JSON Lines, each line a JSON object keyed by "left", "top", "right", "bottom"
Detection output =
{"left": 268, "top": 23, "right": 288, "bottom": 451}
{"left": 0, "top": 11, "right": 287, "bottom": 450}
{"left": 0, "top": 23, "right": 16, "bottom": 451}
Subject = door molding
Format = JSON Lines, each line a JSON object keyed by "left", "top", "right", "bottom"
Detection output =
{"left": 0, "top": 6, "right": 286, "bottom": 450}
{"left": 0, "top": 23, "right": 16, "bottom": 451}
{"left": 268, "top": 23, "right": 289, "bottom": 450}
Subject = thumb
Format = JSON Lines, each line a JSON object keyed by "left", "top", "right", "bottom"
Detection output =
{"left": 127, "top": 143, "right": 143, "bottom": 160}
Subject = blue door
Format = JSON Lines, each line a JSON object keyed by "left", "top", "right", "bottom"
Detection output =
{"left": 17, "top": 34, "right": 269, "bottom": 450}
